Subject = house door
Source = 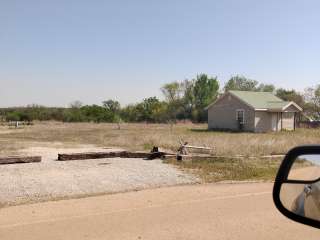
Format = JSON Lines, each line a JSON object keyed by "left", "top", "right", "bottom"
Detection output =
{"left": 271, "top": 113, "right": 278, "bottom": 131}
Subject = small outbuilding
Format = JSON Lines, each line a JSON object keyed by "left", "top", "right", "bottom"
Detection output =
{"left": 206, "top": 90, "right": 302, "bottom": 132}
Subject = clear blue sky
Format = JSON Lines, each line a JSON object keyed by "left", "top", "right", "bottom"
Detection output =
{"left": 1, "top": 0, "right": 319, "bottom": 107}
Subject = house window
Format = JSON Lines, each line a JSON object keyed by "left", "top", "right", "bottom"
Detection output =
{"left": 236, "top": 109, "right": 245, "bottom": 124}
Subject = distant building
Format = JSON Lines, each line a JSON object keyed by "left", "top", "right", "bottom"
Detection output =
{"left": 206, "top": 90, "right": 302, "bottom": 132}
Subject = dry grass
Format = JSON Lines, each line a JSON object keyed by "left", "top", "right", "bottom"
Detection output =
{"left": 0, "top": 121, "right": 319, "bottom": 156}
{"left": 0, "top": 121, "right": 318, "bottom": 182}
{"left": 164, "top": 157, "right": 282, "bottom": 182}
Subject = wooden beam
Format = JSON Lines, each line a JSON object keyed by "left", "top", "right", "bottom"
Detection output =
{"left": 0, "top": 156, "right": 41, "bottom": 164}
{"left": 58, "top": 151, "right": 123, "bottom": 160}
{"left": 184, "top": 145, "right": 213, "bottom": 150}
{"left": 57, "top": 151, "right": 153, "bottom": 161}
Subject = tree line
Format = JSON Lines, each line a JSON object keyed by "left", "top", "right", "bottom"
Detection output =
{"left": 1, "top": 74, "right": 320, "bottom": 123}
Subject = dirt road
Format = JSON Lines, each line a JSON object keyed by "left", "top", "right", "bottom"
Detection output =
{"left": 0, "top": 183, "right": 318, "bottom": 240}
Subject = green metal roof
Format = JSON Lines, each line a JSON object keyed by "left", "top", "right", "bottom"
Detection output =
{"left": 229, "top": 90, "right": 289, "bottom": 109}
{"left": 266, "top": 101, "right": 291, "bottom": 109}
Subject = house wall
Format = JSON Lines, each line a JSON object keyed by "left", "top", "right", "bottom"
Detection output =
{"left": 254, "top": 111, "right": 272, "bottom": 132}
{"left": 208, "top": 93, "right": 255, "bottom": 131}
{"left": 282, "top": 112, "right": 295, "bottom": 130}
{"left": 277, "top": 113, "right": 282, "bottom": 130}
{"left": 284, "top": 105, "right": 300, "bottom": 112}
{"left": 255, "top": 112, "right": 295, "bottom": 132}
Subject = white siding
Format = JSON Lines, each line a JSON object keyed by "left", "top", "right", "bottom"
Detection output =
{"left": 282, "top": 112, "right": 295, "bottom": 130}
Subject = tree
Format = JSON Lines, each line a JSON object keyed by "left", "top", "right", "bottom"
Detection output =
{"left": 69, "top": 100, "right": 83, "bottom": 109}
{"left": 81, "top": 105, "right": 113, "bottom": 123}
{"left": 224, "top": 75, "right": 258, "bottom": 92}
{"left": 304, "top": 86, "right": 320, "bottom": 119}
{"left": 62, "top": 109, "right": 86, "bottom": 122}
{"left": 224, "top": 75, "right": 275, "bottom": 93}
{"left": 257, "top": 83, "right": 275, "bottom": 92}
{"left": 180, "top": 79, "right": 195, "bottom": 120}
{"left": 140, "top": 97, "right": 160, "bottom": 122}
{"left": 161, "top": 74, "right": 220, "bottom": 122}
{"left": 193, "top": 74, "right": 219, "bottom": 122}
{"left": 102, "top": 100, "right": 121, "bottom": 113}
{"left": 161, "top": 82, "right": 182, "bottom": 102}
{"left": 6, "top": 112, "right": 21, "bottom": 121}
{"left": 276, "top": 88, "right": 305, "bottom": 107}
{"left": 135, "top": 97, "right": 168, "bottom": 123}
{"left": 120, "top": 104, "right": 139, "bottom": 122}
{"left": 102, "top": 99, "right": 122, "bottom": 128}
{"left": 161, "top": 82, "right": 184, "bottom": 123}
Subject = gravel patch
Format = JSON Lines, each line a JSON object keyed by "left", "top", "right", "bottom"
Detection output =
{"left": 0, "top": 146, "right": 199, "bottom": 206}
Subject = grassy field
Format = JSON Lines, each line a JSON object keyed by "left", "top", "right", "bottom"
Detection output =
{"left": 1, "top": 121, "right": 319, "bottom": 155}
{"left": 0, "top": 121, "right": 318, "bottom": 182}
{"left": 164, "top": 157, "right": 281, "bottom": 182}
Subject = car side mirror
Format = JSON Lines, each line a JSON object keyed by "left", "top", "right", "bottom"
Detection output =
{"left": 273, "top": 145, "right": 320, "bottom": 229}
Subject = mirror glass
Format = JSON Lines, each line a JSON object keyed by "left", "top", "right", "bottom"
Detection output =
{"left": 280, "top": 183, "right": 320, "bottom": 221}
{"left": 280, "top": 154, "right": 320, "bottom": 221}
{"left": 288, "top": 154, "right": 320, "bottom": 181}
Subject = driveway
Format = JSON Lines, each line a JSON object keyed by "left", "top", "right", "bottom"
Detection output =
{"left": 0, "top": 147, "right": 198, "bottom": 206}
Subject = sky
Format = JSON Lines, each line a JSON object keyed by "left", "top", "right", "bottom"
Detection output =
{"left": 1, "top": 0, "right": 320, "bottom": 107}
